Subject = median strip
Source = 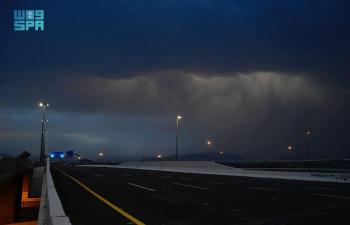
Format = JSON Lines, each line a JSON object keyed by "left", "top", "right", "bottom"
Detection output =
{"left": 55, "top": 167, "right": 146, "bottom": 225}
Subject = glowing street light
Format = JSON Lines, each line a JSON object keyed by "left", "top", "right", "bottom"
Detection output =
{"left": 176, "top": 114, "right": 182, "bottom": 161}
{"left": 287, "top": 145, "right": 294, "bottom": 160}
{"left": 305, "top": 129, "right": 312, "bottom": 160}
{"left": 39, "top": 102, "right": 49, "bottom": 109}
{"left": 207, "top": 139, "right": 212, "bottom": 146}
{"left": 98, "top": 152, "right": 104, "bottom": 157}
{"left": 157, "top": 154, "right": 162, "bottom": 159}
{"left": 219, "top": 151, "right": 224, "bottom": 162}
{"left": 38, "top": 101, "right": 49, "bottom": 166}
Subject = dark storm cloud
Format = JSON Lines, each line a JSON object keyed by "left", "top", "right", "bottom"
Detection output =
{"left": 0, "top": 70, "right": 348, "bottom": 159}
{"left": 0, "top": 71, "right": 324, "bottom": 115}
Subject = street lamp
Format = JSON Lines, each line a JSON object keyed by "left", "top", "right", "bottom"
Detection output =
{"left": 219, "top": 151, "right": 224, "bottom": 162}
{"left": 207, "top": 139, "right": 212, "bottom": 146}
{"left": 305, "top": 129, "right": 312, "bottom": 160}
{"left": 205, "top": 138, "right": 214, "bottom": 160}
{"left": 39, "top": 101, "right": 49, "bottom": 166}
{"left": 207, "top": 140, "right": 212, "bottom": 146}
{"left": 287, "top": 145, "right": 293, "bottom": 160}
{"left": 98, "top": 152, "right": 104, "bottom": 162}
{"left": 157, "top": 154, "right": 162, "bottom": 159}
{"left": 176, "top": 114, "right": 182, "bottom": 161}
{"left": 305, "top": 130, "right": 311, "bottom": 136}
{"left": 39, "top": 102, "right": 49, "bottom": 108}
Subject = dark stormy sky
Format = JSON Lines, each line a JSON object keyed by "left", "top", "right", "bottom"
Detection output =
{"left": 0, "top": 0, "right": 349, "bottom": 160}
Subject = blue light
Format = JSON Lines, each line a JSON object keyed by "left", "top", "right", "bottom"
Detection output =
{"left": 50, "top": 151, "right": 66, "bottom": 159}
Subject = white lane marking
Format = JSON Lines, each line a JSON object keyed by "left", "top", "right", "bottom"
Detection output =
{"left": 128, "top": 183, "right": 156, "bottom": 192}
{"left": 208, "top": 181, "right": 227, "bottom": 186}
{"left": 314, "top": 193, "right": 350, "bottom": 200}
{"left": 122, "top": 173, "right": 133, "bottom": 177}
{"left": 180, "top": 177, "right": 194, "bottom": 181}
{"left": 234, "top": 180, "right": 249, "bottom": 183}
{"left": 173, "top": 182, "right": 210, "bottom": 190}
{"left": 249, "top": 187, "right": 276, "bottom": 192}
{"left": 93, "top": 173, "right": 103, "bottom": 177}
{"left": 305, "top": 186, "right": 339, "bottom": 191}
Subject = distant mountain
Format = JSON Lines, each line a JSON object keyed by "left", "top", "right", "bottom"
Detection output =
{"left": 0, "top": 153, "right": 12, "bottom": 157}
{"left": 77, "top": 158, "right": 121, "bottom": 165}
{"left": 141, "top": 152, "right": 242, "bottom": 161}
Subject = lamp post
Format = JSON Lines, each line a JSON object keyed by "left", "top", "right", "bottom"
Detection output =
{"left": 98, "top": 152, "right": 104, "bottom": 162}
{"left": 176, "top": 114, "right": 182, "bottom": 161}
{"left": 305, "top": 129, "right": 311, "bottom": 160}
{"left": 157, "top": 154, "right": 163, "bottom": 168}
{"left": 39, "top": 102, "right": 49, "bottom": 166}
{"left": 219, "top": 151, "right": 224, "bottom": 162}
{"left": 207, "top": 138, "right": 212, "bottom": 147}
{"left": 206, "top": 138, "right": 213, "bottom": 161}
{"left": 287, "top": 145, "right": 293, "bottom": 160}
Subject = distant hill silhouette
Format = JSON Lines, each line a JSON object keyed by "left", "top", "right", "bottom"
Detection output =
{"left": 0, "top": 153, "right": 11, "bottom": 157}
{"left": 141, "top": 152, "right": 242, "bottom": 161}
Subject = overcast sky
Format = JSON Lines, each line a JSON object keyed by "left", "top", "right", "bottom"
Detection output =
{"left": 0, "top": 0, "right": 349, "bottom": 160}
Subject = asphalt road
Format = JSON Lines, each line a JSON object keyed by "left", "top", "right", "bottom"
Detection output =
{"left": 51, "top": 166, "right": 350, "bottom": 225}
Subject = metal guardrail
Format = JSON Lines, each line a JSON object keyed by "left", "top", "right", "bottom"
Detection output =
{"left": 38, "top": 158, "right": 71, "bottom": 225}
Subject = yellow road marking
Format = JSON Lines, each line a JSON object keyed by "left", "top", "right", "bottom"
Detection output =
{"left": 55, "top": 167, "right": 146, "bottom": 225}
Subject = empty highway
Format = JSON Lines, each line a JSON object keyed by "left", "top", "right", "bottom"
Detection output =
{"left": 51, "top": 166, "right": 350, "bottom": 225}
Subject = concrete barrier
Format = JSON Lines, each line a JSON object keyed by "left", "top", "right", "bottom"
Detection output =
{"left": 38, "top": 159, "right": 71, "bottom": 225}
{"left": 82, "top": 161, "right": 350, "bottom": 183}
{"left": 119, "top": 161, "right": 242, "bottom": 171}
